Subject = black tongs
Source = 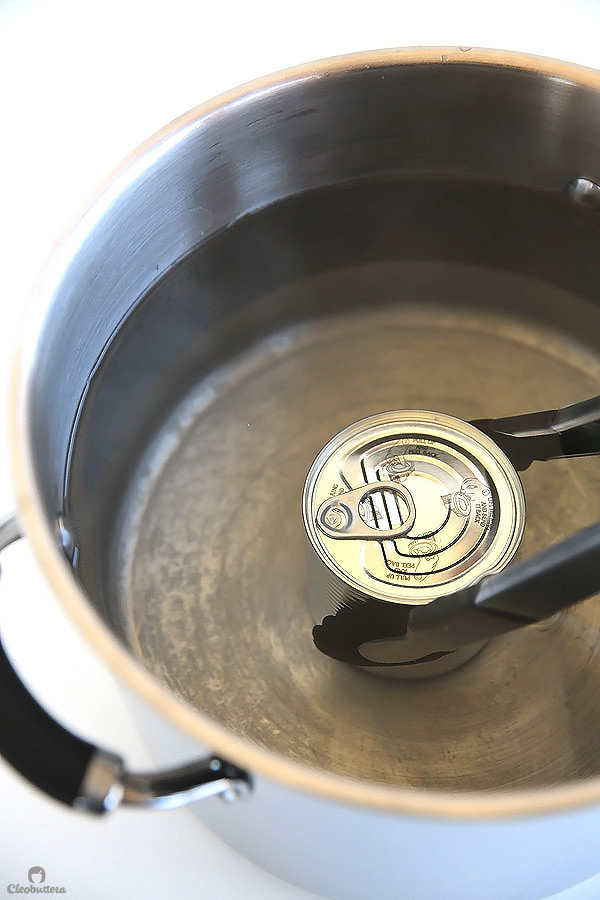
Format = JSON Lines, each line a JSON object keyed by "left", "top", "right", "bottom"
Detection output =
{"left": 471, "top": 395, "right": 600, "bottom": 471}
{"left": 406, "top": 395, "right": 600, "bottom": 654}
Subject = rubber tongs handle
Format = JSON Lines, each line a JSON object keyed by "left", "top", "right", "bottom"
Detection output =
{"left": 407, "top": 395, "right": 600, "bottom": 652}
{"left": 471, "top": 395, "right": 600, "bottom": 470}
{"left": 409, "top": 519, "right": 600, "bottom": 651}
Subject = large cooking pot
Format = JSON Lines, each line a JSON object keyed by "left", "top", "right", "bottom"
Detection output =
{"left": 4, "top": 47, "right": 600, "bottom": 900}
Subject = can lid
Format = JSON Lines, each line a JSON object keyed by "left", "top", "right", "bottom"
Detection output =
{"left": 303, "top": 411, "right": 526, "bottom": 604}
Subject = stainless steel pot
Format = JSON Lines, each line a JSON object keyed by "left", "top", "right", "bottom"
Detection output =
{"left": 4, "top": 47, "right": 600, "bottom": 900}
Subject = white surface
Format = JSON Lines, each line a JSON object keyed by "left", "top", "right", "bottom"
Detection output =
{"left": 1, "top": 1, "right": 600, "bottom": 897}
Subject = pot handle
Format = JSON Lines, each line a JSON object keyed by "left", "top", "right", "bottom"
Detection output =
{"left": 0, "top": 513, "right": 252, "bottom": 813}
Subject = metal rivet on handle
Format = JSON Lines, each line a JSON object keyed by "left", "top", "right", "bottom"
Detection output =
{"left": 565, "top": 176, "right": 600, "bottom": 211}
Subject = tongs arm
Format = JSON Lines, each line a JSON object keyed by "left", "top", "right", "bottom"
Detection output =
{"left": 408, "top": 520, "right": 600, "bottom": 651}
{"left": 471, "top": 395, "right": 600, "bottom": 470}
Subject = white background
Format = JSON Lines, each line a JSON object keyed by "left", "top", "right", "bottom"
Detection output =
{"left": 2, "top": 1, "right": 600, "bottom": 897}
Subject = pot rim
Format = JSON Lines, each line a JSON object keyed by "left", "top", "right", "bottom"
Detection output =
{"left": 10, "top": 45, "right": 600, "bottom": 820}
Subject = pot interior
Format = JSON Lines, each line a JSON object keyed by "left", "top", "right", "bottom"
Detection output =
{"left": 64, "top": 174, "right": 600, "bottom": 792}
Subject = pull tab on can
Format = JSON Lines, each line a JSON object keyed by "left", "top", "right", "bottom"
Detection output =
{"left": 316, "top": 482, "right": 417, "bottom": 540}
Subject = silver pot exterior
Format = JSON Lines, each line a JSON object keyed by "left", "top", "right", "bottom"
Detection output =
{"left": 128, "top": 691, "right": 600, "bottom": 900}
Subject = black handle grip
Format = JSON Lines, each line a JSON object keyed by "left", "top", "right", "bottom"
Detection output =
{"left": 0, "top": 515, "right": 103, "bottom": 809}
{"left": 0, "top": 623, "right": 98, "bottom": 807}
